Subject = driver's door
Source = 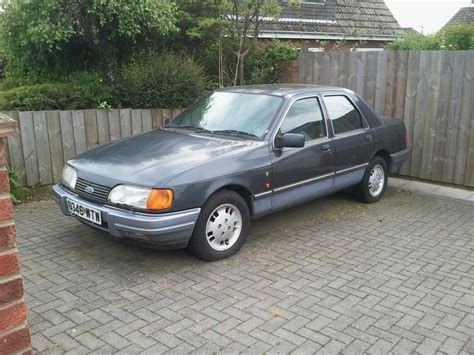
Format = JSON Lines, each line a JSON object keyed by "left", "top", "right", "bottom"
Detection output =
{"left": 270, "top": 96, "right": 335, "bottom": 210}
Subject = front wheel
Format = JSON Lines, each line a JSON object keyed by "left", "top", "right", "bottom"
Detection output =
{"left": 354, "top": 156, "right": 388, "bottom": 203}
{"left": 188, "top": 190, "right": 250, "bottom": 261}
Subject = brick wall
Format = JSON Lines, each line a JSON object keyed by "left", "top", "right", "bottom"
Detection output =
{"left": 0, "top": 113, "right": 32, "bottom": 354}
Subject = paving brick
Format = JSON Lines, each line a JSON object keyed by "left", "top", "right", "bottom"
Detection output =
{"left": 12, "top": 190, "right": 474, "bottom": 354}
{"left": 416, "top": 337, "right": 443, "bottom": 354}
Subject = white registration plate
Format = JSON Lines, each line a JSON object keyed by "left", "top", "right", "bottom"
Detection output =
{"left": 66, "top": 199, "right": 102, "bottom": 225}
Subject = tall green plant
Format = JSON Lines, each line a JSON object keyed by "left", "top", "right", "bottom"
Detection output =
{"left": 6, "top": 163, "right": 28, "bottom": 204}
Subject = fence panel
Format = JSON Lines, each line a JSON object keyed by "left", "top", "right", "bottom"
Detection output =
{"left": 285, "top": 49, "right": 474, "bottom": 187}
{"left": 33, "top": 111, "right": 53, "bottom": 185}
{"left": 46, "top": 110, "right": 64, "bottom": 183}
{"left": 6, "top": 111, "right": 26, "bottom": 186}
{"left": 19, "top": 111, "right": 39, "bottom": 186}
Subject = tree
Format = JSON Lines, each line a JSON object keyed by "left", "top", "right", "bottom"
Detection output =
{"left": 0, "top": 0, "right": 177, "bottom": 79}
{"left": 170, "top": 0, "right": 230, "bottom": 87}
{"left": 227, "top": 0, "right": 282, "bottom": 86}
{"left": 175, "top": 0, "right": 300, "bottom": 86}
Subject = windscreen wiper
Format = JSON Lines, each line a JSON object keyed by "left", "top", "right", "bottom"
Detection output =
{"left": 212, "top": 130, "right": 259, "bottom": 140}
{"left": 166, "top": 124, "right": 212, "bottom": 133}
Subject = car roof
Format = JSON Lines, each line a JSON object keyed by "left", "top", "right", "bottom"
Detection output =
{"left": 216, "top": 84, "right": 350, "bottom": 98}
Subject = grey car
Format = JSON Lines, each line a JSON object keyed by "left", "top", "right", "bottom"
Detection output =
{"left": 53, "top": 85, "right": 409, "bottom": 260}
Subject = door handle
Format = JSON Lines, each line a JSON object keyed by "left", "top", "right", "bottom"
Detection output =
{"left": 321, "top": 144, "right": 331, "bottom": 151}
{"left": 365, "top": 134, "right": 374, "bottom": 141}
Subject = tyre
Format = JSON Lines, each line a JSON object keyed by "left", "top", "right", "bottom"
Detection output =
{"left": 188, "top": 190, "right": 250, "bottom": 261}
{"left": 354, "top": 156, "right": 388, "bottom": 203}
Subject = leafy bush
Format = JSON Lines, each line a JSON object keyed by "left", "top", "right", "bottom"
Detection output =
{"left": 438, "top": 24, "right": 474, "bottom": 50}
{"left": 0, "top": 72, "right": 115, "bottom": 111}
{"left": 247, "top": 41, "right": 300, "bottom": 84}
{"left": 387, "top": 24, "right": 474, "bottom": 50}
{"left": 119, "top": 52, "right": 209, "bottom": 108}
{"left": 0, "top": 0, "right": 177, "bottom": 79}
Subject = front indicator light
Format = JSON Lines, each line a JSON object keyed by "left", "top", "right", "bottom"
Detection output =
{"left": 147, "top": 189, "right": 174, "bottom": 210}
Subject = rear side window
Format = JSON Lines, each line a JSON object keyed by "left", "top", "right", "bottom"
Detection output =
{"left": 323, "top": 96, "right": 366, "bottom": 134}
{"left": 280, "top": 98, "right": 326, "bottom": 141}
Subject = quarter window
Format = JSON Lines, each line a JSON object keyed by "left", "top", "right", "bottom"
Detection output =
{"left": 280, "top": 98, "right": 326, "bottom": 141}
{"left": 323, "top": 96, "right": 366, "bottom": 134}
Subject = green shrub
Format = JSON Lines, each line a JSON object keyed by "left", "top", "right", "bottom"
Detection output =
{"left": 247, "top": 41, "right": 300, "bottom": 85}
{"left": 0, "top": 84, "right": 85, "bottom": 111}
{"left": 387, "top": 24, "right": 474, "bottom": 50}
{"left": 0, "top": 72, "right": 115, "bottom": 111}
{"left": 119, "top": 52, "right": 209, "bottom": 108}
{"left": 438, "top": 24, "right": 474, "bottom": 50}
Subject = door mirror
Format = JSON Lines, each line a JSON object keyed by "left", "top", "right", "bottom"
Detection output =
{"left": 274, "top": 133, "right": 305, "bottom": 149}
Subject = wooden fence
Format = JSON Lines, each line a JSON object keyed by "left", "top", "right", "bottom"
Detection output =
{"left": 4, "top": 50, "right": 474, "bottom": 188}
{"left": 289, "top": 49, "right": 474, "bottom": 187}
{"left": 5, "top": 108, "right": 183, "bottom": 187}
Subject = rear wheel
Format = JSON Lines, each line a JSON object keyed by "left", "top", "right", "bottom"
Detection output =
{"left": 354, "top": 156, "right": 388, "bottom": 203}
{"left": 188, "top": 190, "right": 250, "bottom": 261}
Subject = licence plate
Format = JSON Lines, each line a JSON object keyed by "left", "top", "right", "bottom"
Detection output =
{"left": 66, "top": 199, "right": 102, "bottom": 225}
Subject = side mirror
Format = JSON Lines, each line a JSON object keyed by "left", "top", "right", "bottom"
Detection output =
{"left": 274, "top": 133, "right": 305, "bottom": 149}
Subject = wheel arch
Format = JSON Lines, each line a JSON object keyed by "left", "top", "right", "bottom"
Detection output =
{"left": 212, "top": 184, "right": 254, "bottom": 217}
{"left": 372, "top": 150, "right": 391, "bottom": 170}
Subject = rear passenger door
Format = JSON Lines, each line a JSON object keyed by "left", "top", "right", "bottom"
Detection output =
{"left": 322, "top": 95, "right": 376, "bottom": 190}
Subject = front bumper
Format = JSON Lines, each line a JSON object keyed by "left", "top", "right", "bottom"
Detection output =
{"left": 53, "top": 184, "right": 200, "bottom": 249}
{"left": 390, "top": 148, "right": 410, "bottom": 173}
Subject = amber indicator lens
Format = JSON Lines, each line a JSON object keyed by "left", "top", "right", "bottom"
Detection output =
{"left": 147, "top": 189, "right": 174, "bottom": 210}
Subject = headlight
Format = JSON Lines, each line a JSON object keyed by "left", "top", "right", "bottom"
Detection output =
{"left": 61, "top": 165, "right": 77, "bottom": 190}
{"left": 108, "top": 185, "right": 173, "bottom": 211}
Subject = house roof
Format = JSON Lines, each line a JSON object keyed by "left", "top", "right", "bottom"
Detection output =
{"left": 259, "top": 0, "right": 404, "bottom": 41}
{"left": 445, "top": 6, "right": 474, "bottom": 26}
{"left": 402, "top": 27, "right": 420, "bottom": 34}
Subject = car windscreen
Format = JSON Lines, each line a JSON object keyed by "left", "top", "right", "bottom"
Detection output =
{"left": 166, "top": 92, "right": 283, "bottom": 139}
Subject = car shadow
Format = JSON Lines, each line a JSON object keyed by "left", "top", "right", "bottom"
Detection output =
{"left": 66, "top": 188, "right": 372, "bottom": 273}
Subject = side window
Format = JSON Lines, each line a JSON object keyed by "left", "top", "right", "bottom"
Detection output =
{"left": 280, "top": 98, "right": 326, "bottom": 141}
{"left": 323, "top": 96, "right": 366, "bottom": 135}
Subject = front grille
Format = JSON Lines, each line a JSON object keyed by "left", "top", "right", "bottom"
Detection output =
{"left": 74, "top": 178, "right": 112, "bottom": 204}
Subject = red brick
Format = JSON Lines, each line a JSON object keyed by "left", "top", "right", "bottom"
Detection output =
{"left": 0, "top": 324, "right": 31, "bottom": 354}
{"left": 0, "top": 224, "right": 16, "bottom": 250}
{"left": 0, "top": 301, "right": 27, "bottom": 332}
{"left": 0, "top": 140, "right": 6, "bottom": 165}
{"left": 0, "top": 115, "right": 17, "bottom": 130}
{"left": 0, "top": 170, "right": 9, "bottom": 194}
{"left": 0, "top": 278, "right": 23, "bottom": 305}
{"left": 0, "top": 197, "right": 13, "bottom": 223}
{"left": 21, "top": 349, "right": 33, "bottom": 355}
{"left": 0, "top": 252, "right": 19, "bottom": 277}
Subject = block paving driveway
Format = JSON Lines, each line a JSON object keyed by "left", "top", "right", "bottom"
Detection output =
{"left": 15, "top": 187, "right": 474, "bottom": 354}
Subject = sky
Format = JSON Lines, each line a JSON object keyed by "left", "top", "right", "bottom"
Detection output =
{"left": 384, "top": 0, "right": 472, "bottom": 34}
